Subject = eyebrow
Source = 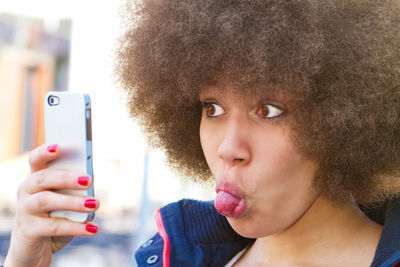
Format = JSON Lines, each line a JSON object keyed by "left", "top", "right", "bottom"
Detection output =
{"left": 198, "top": 81, "right": 298, "bottom": 104}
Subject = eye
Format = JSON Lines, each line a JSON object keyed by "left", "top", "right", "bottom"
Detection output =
{"left": 256, "top": 104, "right": 284, "bottom": 118}
{"left": 203, "top": 103, "right": 225, "bottom": 117}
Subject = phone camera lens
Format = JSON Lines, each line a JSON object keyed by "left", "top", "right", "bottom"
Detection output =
{"left": 48, "top": 95, "right": 60, "bottom": 106}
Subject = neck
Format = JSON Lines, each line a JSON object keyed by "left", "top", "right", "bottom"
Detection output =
{"left": 247, "top": 195, "right": 383, "bottom": 266}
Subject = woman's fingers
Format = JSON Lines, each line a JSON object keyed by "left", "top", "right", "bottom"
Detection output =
{"left": 29, "top": 144, "right": 61, "bottom": 173}
{"left": 24, "top": 191, "right": 99, "bottom": 215}
{"left": 16, "top": 191, "right": 100, "bottom": 241}
{"left": 22, "top": 169, "right": 92, "bottom": 195}
{"left": 22, "top": 216, "right": 99, "bottom": 239}
{"left": 41, "top": 218, "right": 99, "bottom": 237}
{"left": 5, "top": 145, "right": 99, "bottom": 267}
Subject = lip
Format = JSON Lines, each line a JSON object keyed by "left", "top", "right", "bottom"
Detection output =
{"left": 215, "top": 180, "right": 246, "bottom": 218}
{"left": 215, "top": 180, "right": 245, "bottom": 199}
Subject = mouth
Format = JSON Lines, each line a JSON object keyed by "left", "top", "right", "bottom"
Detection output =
{"left": 214, "top": 181, "right": 246, "bottom": 218}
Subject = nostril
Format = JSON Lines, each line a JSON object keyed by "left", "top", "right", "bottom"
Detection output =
{"left": 232, "top": 158, "right": 245, "bottom": 164}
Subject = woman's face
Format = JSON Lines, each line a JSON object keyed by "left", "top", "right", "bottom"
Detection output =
{"left": 199, "top": 86, "right": 319, "bottom": 238}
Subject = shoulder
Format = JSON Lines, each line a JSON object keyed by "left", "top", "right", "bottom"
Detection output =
{"left": 369, "top": 198, "right": 400, "bottom": 267}
{"left": 135, "top": 199, "right": 254, "bottom": 267}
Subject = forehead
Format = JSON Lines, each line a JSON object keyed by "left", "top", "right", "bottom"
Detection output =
{"left": 198, "top": 84, "right": 293, "bottom": 104}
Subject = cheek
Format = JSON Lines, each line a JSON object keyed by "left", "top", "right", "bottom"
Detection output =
{"left": 245, "top": 131, "right": 306, "bottom": 191}
{"left": 254, "top": 135, "right": 317, "bottom": 203}
{"left": 199, "top": 122, "right": 217, "bottom": 169}
{"left": 241, "top": 135, "right": 318, "bottom": 235}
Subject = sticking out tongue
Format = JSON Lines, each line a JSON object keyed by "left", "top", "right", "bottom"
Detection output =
{"left": 214, "top": 191, "right": 245, "bottom": 218}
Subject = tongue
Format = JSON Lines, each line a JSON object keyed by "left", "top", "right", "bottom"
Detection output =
{"left": 214, "top": 191, "right": 245, "bottom": 217}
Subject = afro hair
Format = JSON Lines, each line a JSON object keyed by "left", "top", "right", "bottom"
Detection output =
{"left": 115, "top": 0, "right": 400, "bottom": 205}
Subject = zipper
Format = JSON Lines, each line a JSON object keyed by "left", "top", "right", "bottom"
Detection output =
{"left": 155, "top": 209, "right": 170, "bottom": 267}
{"left": 374, "top": 250, "right": 400, "bottom": 267}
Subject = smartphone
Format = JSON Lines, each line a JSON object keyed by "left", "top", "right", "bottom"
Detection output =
{"left": 44, "top": 91, "right": 94, "bottom": 222}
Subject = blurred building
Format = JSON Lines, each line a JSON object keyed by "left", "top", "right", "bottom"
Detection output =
{"left": 0, "top": 1, "right": 214, "bottom": 266}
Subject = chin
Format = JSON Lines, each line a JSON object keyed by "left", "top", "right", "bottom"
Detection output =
{"left": 226, "top": 216, "right": 280, "bottom": 239}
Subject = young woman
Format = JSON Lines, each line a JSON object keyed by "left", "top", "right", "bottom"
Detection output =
{"left": 4, "top": 0, "right": 400, "bottom": 266}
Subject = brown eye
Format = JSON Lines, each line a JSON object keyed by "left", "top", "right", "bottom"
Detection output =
{"left": 207, "top": 104, "right": 216, "bottom": 116}
{"left": 203, "top": 103, "right": 225, "bottom": 117}
{"left": 257, "top": 104, "right": 283, "bottom": 118}
{"left": 261, "top": 106, "right": 269, "bottom": 117}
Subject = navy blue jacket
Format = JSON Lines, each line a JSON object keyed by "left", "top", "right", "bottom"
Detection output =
{"left": 135, "top": 199, "right": 400, "bottom": 267}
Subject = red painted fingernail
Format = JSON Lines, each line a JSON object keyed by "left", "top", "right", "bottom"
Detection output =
{"left": 47, "top": 144, "right": 57, "bottom": 153}
{"left": 78, "top": 176, "right": 89, "bottom": 186}
{"left": 84, "top": 199, "right": 97, "bottom": 208}
{"left": 86, "top": 224, "right": 98, "bottom": 234}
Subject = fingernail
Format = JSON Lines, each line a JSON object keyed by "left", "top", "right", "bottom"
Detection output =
{"left": 78, "top": 176, "right": 89, "bottom": 186}
{"left": 47, "top": 144, "right": 57, "bottom": 153}
{"left": 86, "top": 224, "right": 98, "bottom": 234}
{"left": 84, "top": 199, "right": 97, "bottom": 208}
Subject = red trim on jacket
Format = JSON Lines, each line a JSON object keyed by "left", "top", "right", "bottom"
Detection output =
{"left": 155, "top": 209, "right": 170, "bottom": 267}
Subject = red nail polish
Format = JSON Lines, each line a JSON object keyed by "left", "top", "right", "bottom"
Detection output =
{"left": 47, "top": 144, "right": 57, "bottom": 153}
{"left": 84, "top": 199, "right": 97, "bottom": 208}
{"left": 86, "top": 224, "right": 98, "bottom": 233}
{"left": 78, "top": 176, "right": 89, "bottom": 186}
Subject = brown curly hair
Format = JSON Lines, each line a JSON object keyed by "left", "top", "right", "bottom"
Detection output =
{"left": 115, "top": 0, "right": 400, "bottom": 205}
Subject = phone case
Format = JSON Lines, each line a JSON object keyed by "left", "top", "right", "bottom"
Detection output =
{"left": 44, "top": 91, "right": 94, "bottom": 222}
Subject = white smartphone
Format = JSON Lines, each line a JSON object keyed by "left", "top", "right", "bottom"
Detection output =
{"left": 44, "top": 91, "right": 95, "bottom": 222}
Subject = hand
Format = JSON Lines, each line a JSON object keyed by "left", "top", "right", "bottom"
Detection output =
{"left": 4, "top": 144, "right": 100, "bottom": 267}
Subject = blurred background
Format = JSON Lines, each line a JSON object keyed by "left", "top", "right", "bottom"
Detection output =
{"left": 0, "top": 0, "right": 214, "bottom": 266}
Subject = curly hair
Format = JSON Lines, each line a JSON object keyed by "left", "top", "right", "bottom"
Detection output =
{"left": 115, "top": 0, "right": 400, "bottom": 205}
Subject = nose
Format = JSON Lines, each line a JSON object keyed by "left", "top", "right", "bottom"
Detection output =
{"left": 217, "top": 117, "right": 251, "bottom": 166}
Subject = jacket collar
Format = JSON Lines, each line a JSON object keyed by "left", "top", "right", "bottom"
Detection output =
{"left": 367, "top": 198, "right": 400, "bottom": 266}
{"left": 159, "top": 198, "right": 400, "bottom": 266}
